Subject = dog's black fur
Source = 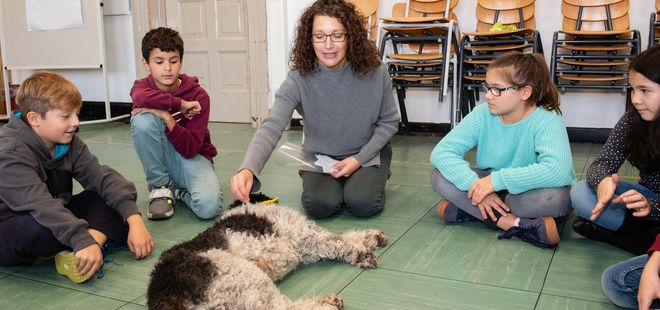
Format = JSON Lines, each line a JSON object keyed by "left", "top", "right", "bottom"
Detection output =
{"left": 147, "top": 194, "right": 277, "bottom": 309}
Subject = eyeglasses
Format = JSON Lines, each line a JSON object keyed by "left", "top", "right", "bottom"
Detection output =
{"left": 311, "top": 32, "right": 347, "bottom": 43}
{"left": 481, "top": 83, "right": 518, "bottom": 97}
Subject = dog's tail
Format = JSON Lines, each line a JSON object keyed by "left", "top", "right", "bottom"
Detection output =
{"left": 147, "top": 247, "right": 217, "bottom": 310}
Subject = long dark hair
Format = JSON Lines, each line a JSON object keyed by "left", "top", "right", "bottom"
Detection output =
{"left": 488, "top": 52, "right": 561, "bottom": 114}
{"left": 290, "top": 0, "right": 380, "bottom": 76}
{"left": 624, "top": 45, "right": 660, "bottom": 172}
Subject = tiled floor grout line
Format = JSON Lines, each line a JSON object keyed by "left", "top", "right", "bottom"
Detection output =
{"left": 539, "top": 292, "right": 614, "bottom": 306}
{"left": 374, "top": 266, "right": 544, "bottom": 295}
{"left": 335, "top": 204, "right": 437, "bottom": 296}
{"left": 7, "top": 273, "right": 135, "bottom": 304}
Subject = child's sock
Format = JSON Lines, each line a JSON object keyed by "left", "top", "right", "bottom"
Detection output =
{"left": 54, "top": 251, "right": 89, "bottom": 283}
{"left": 513, "top": 218, "right": 521, "bottom": 227}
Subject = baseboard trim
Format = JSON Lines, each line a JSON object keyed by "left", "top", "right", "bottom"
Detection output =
{"left": 80, "top": 101, "right": 132, "bottom": 122}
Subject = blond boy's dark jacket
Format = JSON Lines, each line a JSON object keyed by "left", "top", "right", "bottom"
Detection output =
{"left": 0, "top": 114, "right": 140, "bottom": 252}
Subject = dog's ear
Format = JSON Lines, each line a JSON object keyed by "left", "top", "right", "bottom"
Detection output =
{"left": 227, "top": 199, "right": 244, "bottom": 209}
{"left": 249, "top": 192, "right": 274, "bottom": 203}
{"left": 227, "top": 193, "right": 276, "bottom": 209}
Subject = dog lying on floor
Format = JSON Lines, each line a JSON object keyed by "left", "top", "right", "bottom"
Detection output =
{"left": 147, "top": 193, "right": 388, "bottom": 310}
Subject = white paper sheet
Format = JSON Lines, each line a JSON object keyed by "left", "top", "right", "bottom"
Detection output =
{"left": 314, "top": 154, "right": 339, "bottom": 174}
{"left": 26, "top": 0, "right": 84, "bottom": 32}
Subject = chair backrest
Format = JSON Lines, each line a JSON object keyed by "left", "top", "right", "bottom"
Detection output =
{"left": 656, "top": 0, "right": 659, "bottom": 12}
{"left": 563, "top": 0, "right": 622, "bottom": 6}
{"left": 347, "top": 0, "right": 379, "bottom": 39}
{"left": 561, "top": 0, "right": 628, "bottom": 21}
{"left": 478, "top": 0, "right": 534, "bottom": 10}
{"left": 561, "top": 0, "right": 629, "bottom": 31}
{"left": 406, "top": 0, "right": 459, "bottom": 18}
{"left": 475, "top": 0, "right": 535, "bottom": 32}
{"left": 392, "top": 1, "right": 458, "bottom": 20}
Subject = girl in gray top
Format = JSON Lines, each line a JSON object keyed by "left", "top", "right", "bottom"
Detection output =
{"left": 230, "top": 0, "right": 399, "bottom": 218}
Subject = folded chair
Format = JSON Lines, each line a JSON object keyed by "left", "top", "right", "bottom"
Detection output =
{"left": 376, "top": 0, "right": 460, "bottom": 132}
{"left": 550, "top": 0, "right": 640, "bottom": 93}
{"left": 650, "top": 0, "right": 660, "bottom": 46}
{"left": 458, "top": 0, "right": 542, "bottom": 118}
{"left": 348, "top": 0, "right": 379, "bottom": 41}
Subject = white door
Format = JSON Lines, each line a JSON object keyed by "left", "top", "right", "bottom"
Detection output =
{"left": 164, "top": 0, "right": 263, "bottom": 123}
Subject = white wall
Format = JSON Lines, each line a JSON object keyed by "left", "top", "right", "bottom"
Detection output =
{"left": 63, "top": 14, "right": 137, "bottom": 103}
{"left": 266, "top": 0, "right": 657, "bottom": 128}
{"left": 11, "top": 4, "right": 137, "bottom": 103}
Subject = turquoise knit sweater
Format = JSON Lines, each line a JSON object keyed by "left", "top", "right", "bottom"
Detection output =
{"left": 430, "top": 103, "right": 576, "bottom": 194}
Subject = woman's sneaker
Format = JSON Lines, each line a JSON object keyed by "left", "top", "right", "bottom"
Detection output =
{"left": 437, "top": 199, "right": 478, "bottom": 223}
{"left": 498, "top": 217, "right": 560, "bottom": 248}
{"left": 54, "top": 251, "right": 89, "bottom": 283}
{"left": 147, "top": 183, "right": 175, "bottom": 220}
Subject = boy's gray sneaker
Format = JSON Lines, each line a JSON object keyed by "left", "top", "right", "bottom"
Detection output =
{"left": 147, "top": 183, "right": 175, "bottom": 220}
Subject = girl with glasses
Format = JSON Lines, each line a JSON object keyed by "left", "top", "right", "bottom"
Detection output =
{"left": 430, "top": 51, "right": 575, "bottom": 248}
{"left": 230, "top": 0, "right": 399, "bottom": 219}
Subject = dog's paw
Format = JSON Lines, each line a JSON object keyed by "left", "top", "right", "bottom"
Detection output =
{"left": 364, "top": 230, "right": 388, "bottom": 250}
{"left": 320, "top": 294, "right": 344, "bottom": 309}
{"left": 354, "top": 252, "right": 378, "bottom": 269}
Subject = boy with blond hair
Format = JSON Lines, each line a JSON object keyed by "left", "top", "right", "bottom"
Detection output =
{"left": 130, "top": 27, "right": 222, "bottom": 220}
{"left": 0, "top": 71, "right": 153, "bottom": 283}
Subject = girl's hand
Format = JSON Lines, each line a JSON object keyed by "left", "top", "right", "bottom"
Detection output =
{"left": 638, "top": 252, "right": 660, "bottom": 310}
{"left": 476, "top": 192, "right": 509, "bottom": 221}
{"left": 468, "top": 176, "right": 494, "bottom": 205}
{"left": 591, "top": 174, "right": 620, "bottom": 220}
{"left": 331, "top": 157, "right": 361, "bottom": 179}
{"left": 614, "top": 189, "right": 651, "bottom": 217}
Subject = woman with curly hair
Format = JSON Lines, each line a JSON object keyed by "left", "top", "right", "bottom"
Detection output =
{"left": 230, "top": 0, "right": 399, "bottom": 219}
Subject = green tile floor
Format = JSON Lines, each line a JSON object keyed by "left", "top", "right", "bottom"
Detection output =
{"left": 0, "top": 121, "right": 638, "bottom": 309}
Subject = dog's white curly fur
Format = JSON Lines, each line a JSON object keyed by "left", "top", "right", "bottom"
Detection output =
{"left": 148, "top": 201, "right": 388, "bottom": 310}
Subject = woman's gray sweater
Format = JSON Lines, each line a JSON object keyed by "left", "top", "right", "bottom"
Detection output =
{"left": 239, "top": 63, "right": 399, "bottom": 184}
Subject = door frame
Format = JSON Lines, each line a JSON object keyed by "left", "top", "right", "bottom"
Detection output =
{"left": 130, "top": 0, "right": 269, "bottom": 126}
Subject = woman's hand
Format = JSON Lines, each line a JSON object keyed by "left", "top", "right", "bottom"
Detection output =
{"left": 331, "top": 157, "right": 361, "bottom": 179}
{"left": 468, "top": 176, "right": 494, "bottom": 205}
{"left": 231, "top": 169, "right": 254, "bottom": 202}
{"left": 638, "top": 252, "right": 660, "bottom": 310}
{"left": 591, "top": 174, "right": 620, "bottom": 220}
{"left": 476, "top": 192, "right": 509, "bottom": 221}
{"left": 126, "top": 214, "right": 154, "bottom": 259}
{"left": 614, "top": 190, "right": 651, "bottom": 218}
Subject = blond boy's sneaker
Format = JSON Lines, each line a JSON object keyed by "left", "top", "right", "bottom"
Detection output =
{"left": 54, "top": 251, "right": 89, "bottom": 283}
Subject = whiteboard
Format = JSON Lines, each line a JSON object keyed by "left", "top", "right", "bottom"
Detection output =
{"left": 0, "top": 0, "right": 105, "bottom": 69}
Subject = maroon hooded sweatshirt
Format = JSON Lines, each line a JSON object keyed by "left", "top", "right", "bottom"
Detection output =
{"left": 130, "top": 74, "right": 217, "bottom": 161}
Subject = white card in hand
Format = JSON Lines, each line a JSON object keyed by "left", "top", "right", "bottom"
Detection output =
{"left": 314, "top": 154, "right": 339, "bottom": 174}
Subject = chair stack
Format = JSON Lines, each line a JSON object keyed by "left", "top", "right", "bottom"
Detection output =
{"left": 348, "top": 0, "right": 379, "bottom": 41}
{"left": 377, "top": 0, "right": 460, "bottom": 132}
{"left": 458, "top": 0, "right": 542, "bottom": 117}
{"left": 650, "top": 0, "right": 660, "bottom": 46}
{"left": 550, "top": 0, "right": 640, "bottom": 93}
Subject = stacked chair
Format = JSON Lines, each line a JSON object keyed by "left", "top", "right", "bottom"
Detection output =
{"left": 376, "top": 0, "right": 460, "bottom": 132}
{"left": 650, "top": 0, "right": 660, "bottom": 46}
{"left": 550, "top": 0, "right": 641, "bottom": 93}
{"left": 458, "top": 0, "right": 542, "bottom": 118}
{"left": 348, "top": 0, "right": 379, "bottom": 41}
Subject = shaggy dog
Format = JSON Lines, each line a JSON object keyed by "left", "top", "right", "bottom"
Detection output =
{"left": 147, "top": 194, "right": 388, "bottom": 309}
